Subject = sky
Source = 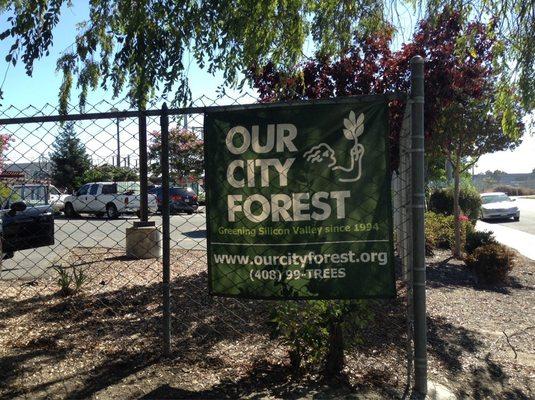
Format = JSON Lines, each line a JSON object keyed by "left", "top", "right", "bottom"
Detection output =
{"left": 0, "top": 2, "right": 533, "bottom": 174}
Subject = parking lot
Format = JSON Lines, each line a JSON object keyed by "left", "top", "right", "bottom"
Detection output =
{"left": 1, "top": 212, "right": 207, "bottom": 279}
{"left": 4, "top": 198, "right": 534, "bottom": 279}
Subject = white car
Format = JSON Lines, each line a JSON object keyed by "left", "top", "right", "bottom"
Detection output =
{"left": 63, "top": 182, "right": 158, "bottom": 219}
{"left": 480, "top": 192, "right": 520, "bottom": 221}
{"left": 11, "top": 184, "right": 69, "bottom": 214}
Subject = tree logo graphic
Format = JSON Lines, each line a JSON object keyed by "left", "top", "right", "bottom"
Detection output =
{"left": 304, "top": 111, "right": 365, "bottom": 182}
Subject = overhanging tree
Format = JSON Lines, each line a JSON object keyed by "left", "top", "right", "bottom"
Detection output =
{"left": 400, "top": 11, "right": 524, "bottom": 257}
{"left": 0, "top": 0, "right": 387, "bottom": 110}
{"left": 0, "top": 1, "right": 533, "bottom": 113}
{"left": 50, "top": 122, "right": 90, "bottom": 191}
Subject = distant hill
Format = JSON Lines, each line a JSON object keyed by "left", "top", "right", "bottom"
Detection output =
{"left": 473, "top": 172, "right": 535, "bottom": 192}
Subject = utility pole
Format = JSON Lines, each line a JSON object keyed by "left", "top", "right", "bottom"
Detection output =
{"left": 111, "top": 108, "right": 126, "bottom": 167}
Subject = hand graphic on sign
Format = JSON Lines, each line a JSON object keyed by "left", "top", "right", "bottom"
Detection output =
{"left": 304, "top": 111, "right": 365, "bottom": 182}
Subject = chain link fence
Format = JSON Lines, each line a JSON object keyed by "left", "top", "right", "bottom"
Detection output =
{"left": 0, "top": 94, "right": 416, "bottom": 399}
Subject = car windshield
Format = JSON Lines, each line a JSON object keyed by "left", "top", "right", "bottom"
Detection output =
{"left": 117, "top": 182, "right": 140, "bottom": 194}
{"left": 482, "top": 194, "right": 510, "bottom": 204}
{"left": 13, "top": 186, "right": 48, "bottom": 206}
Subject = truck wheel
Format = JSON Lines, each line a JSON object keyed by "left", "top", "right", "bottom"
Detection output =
{"left": 64, "top": 203, "right": 77, "bottom": 218}
{"left": 106, "top": 204, "right": 119, "bottom": 219}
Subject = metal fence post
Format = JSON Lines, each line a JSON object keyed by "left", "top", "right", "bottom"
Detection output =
{"left": 160, "top": 103, "right": 171, "bottom": 356}
{"left": 410, "top": 55, "right": 427, "bottom": 396}
{"left": 116, "top": 117, "right": 121, "bottom": 167}
{"left": 138, "top": 113, "right": 149, "bottom": 222}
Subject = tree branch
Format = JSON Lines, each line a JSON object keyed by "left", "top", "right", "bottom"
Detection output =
{"left": 460, "top": 156, "right": 481, "bottom": 173}
{"left": 503, "top": 330, "right": 518, "bottom": 360}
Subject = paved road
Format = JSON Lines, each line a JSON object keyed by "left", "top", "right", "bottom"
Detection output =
{"left": 499, "top": 198, "right": 535, "bottom": 235}
{"left": 476, "top": 197, "right": 535, "bottom": 260}
{"left": 482, "top": 198, "right": 535, "bottom": 235}
{"left": 1, "top": 213, "right": 207, "bottom": 279}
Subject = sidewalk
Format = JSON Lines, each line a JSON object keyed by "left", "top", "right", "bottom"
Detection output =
{"left": 476, "top": 220, "right": 535, "bottom": 260}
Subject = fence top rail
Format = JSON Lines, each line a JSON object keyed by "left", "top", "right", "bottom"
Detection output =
{"left": 0, "top": 93, "right": 407, "bottom": 125}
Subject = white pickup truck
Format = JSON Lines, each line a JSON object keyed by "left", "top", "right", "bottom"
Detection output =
{"left": 63, "top": 182, "right": 157, "bottom": 219}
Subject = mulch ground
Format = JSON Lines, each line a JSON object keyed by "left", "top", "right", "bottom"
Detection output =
{"left": 0, "top": 247, "right": 534, "bottom": 399}
{"left": 425, "top": 249, "right": 535, "bottom": 399}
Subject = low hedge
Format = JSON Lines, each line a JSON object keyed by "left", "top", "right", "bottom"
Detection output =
{"left": 465, "top": 230, "right": 497, "bottom": 255}
{"left": 465, "top": 243, "right": 515, "bottom": 284}
{"left": 428, "top": 185, "right": 482, "bottom": 223}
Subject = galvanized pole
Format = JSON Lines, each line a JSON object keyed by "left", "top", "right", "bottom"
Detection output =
{"left": 160, "top": 103, "right": 171, "bottom": 356}
{"left": 410, "top": 55, "right": 427, "bottom": 395}
{"left": 116, "top": 117, "right": 121, "bottom": 167}
{"left": 138, "top": 113, "right": 149, "bottom": 222}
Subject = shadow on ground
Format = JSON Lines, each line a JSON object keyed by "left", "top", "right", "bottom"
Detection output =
{"left": 426, "top": 255, "right": 526, "bottom": 293}
{"left": 182, "top": 229, "right": 207, "bottom": 239}
{"left": 455, "top": 354, "right": 533, "bottom": 400}
{"left": 140, "top": 360, "right": 373, "bottom": 400}
{"left": 1, "top": 252, "right": 533, "bottom": 399}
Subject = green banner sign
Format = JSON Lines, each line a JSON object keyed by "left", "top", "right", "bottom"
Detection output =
{"left": 205, "top": 100, "right": 395, "bottom": 299}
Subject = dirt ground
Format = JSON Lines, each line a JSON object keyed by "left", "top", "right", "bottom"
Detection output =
{"left": 0, "top": 247, "right": 534, "bottom": 399}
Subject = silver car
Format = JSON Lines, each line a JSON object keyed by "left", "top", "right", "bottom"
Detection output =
{"left": 480, "top": 192, "right": 520, "bottom": 221}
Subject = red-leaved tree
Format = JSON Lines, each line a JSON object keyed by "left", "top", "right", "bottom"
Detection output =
{"left": 148, "top": 128, "right": 204, "bottom": 183}
{"left": 251, "top": 8, "right": 524, "bottom": 257}
{"left": 252, "top": 9, "right": 522, "bottom": 155}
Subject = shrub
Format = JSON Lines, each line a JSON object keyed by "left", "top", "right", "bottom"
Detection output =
{"left": 0, "top": 182, "right": 21, "bottom": 208}
{"left": 428, "top": 184, "right": 482, "bottom": 223}
{"left": 271, "top": 300, "right": 372, "bottom": 376}
{"left": 465, "top": 243, "right": 515, "bottom": 284}
{"left": 492, "top": 185, "right": 535, "bottom": 196}
{"left": 425, "top": 236, "right": 435, "bottom": 256}
{"left": 425, "top": 212, "right": 453, "bottom": 250}
{"left": 425, "top": 212, "right": 473, "bottom": 254}
{"left": 465, "top": 230, "right": 497, "bottom": 255}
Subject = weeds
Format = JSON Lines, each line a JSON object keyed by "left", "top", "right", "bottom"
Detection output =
{"left": 52, "top": 264, "right": 87, "bottom": 296}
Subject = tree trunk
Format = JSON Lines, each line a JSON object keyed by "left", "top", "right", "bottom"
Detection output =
{"left": 453, "top": 159, "right": 462, "bottom": 258}
{"left": 325, "top": 320, "right": 344, "bottom": 378}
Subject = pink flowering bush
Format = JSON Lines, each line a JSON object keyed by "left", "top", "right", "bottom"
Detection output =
{"left": 0, "top": 132, "right": 12, "bottom": 173}
{"left": 459, "top": 214, "right": 470, "bottom": 222}
{"left": 148, "top": 128, "right": 203, "bottom": 182}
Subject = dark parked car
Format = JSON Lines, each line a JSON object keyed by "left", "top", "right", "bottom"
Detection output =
{"left": 148, "top": 186, "right": 199, "bottom": 214}
{"left": 1, "top": 200, "right": 55, "bottom": 260}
